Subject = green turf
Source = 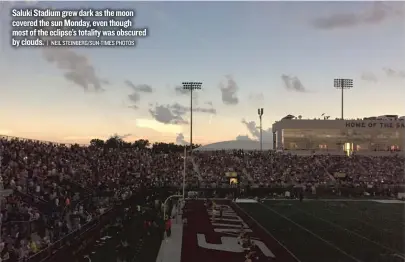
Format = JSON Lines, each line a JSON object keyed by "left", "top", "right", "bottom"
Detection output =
{"left": 238, "top": 200, "right": 405, "bottom": 262}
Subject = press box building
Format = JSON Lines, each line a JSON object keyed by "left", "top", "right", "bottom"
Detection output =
{"left": 272, "top": 115, "right": 405, "bottom": 152}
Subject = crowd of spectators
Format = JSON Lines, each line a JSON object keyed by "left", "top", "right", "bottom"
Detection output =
{"left": 0, "top": 136, "right": 404, "bottom": 261}
{"left": 193, "top": 151, "right": 404, "bottom": 189}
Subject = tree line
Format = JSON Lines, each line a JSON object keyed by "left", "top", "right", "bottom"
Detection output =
{"left": 89, "top": 134, "right": 201, "bottom": 153}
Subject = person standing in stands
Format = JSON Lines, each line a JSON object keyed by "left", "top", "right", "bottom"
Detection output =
{"left": 165, "top": 218, "right": 172, "bottom": 238}
{"left": 219, "top": 205, "right": 223, "bottom": 218}
{"left": 299, "top": 190, "right": 304, "bottom": 202}
{"left": 144, "top": 219, "right": 151, "bottom": 236}
{"left": 211, "top": 200, "right": 217, "bottom": 221}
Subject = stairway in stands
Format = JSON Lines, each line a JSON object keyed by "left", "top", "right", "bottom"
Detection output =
{"left": 353, "top": 157, "right": 372, "bottom": 175}
{"left": 242, "top": 153, "right": 255, "bottom": 185}
{"left": 242, "top": 168, "right": 254, "bottom": 183}
{"left": 190, "top": 156, "right": 203, "bottom": 182}
{"left": 314, "top": 158, "right": 336, "bottom": 182}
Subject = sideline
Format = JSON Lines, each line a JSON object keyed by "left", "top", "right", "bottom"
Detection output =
{"left": 155, "top": 206, "right": 183, "bottom": 262}
{"left": 259, "top": 203, "right": 362, "bottom": 262}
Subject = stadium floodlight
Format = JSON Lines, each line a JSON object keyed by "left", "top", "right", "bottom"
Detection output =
{"left": 334, "top": 78, "right": 353, "bottom": 120}
{"left": 258, "top": 108, "right": 264, "bottom": 151}
{"left": 182, "top": 82, "right": 202, "bottom": 154}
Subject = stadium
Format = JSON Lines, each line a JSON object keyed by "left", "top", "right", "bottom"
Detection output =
{"left": 2, "top": 0, "right": 404, "bottom": 260}
{"left": 1, "top": 122, "right": 404, "bottom": 262}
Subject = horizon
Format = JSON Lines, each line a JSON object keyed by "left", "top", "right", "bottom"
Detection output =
{"left": 1, "top": 1, "right": 404, "bottom": 145}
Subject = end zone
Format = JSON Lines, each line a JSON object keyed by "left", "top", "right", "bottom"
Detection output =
{"left": 181, "top": 199, "right": 299, "bottom": 262}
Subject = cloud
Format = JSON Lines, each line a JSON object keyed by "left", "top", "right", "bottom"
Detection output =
{"left": 311, "top": 2, "right": 403, "bottom": 30}
{"left": 128, "top": 93, "right": 140, "bottom": 103}
{"left": 241, "top": 119, "right": 272, "bottom": 141}
{"left": 169, "top": 103, "right": 216, "bottom": 116}
{"left": 174, "top": 86, "right": 189, "bottom": 95}
{"left": 125, "top": 80, "right": 153, "bottom": 93}
{"left": 149, "top": 104, "right": 189, "bottom": 125}
{"left": 135, "top": 84, "right": 153, "bottom": 93}
{"left": 249, "top": 93, "right": 264, "bottom": 101}
{"left": 174, "top": 85, "right": 199, "bottom": 104}
{"left": 38, "top": 15, "right": 107, "bottom": 92}
{"left": 281, "top": 74, "right": 307, "bottom": 92}
{"left": 383, "top": 68, "right": 405, "bottom": 78}
{"left": 101, "top": 79, "right": 110, "bottom": 85}
{"left": 235, "top": 135, "right": 252, "bottom": 141}
{"left": 135, "top": 119, "right": 182, "bottom": 134}
{"left": 127, "top": 93, "right": 140, "bottom": 109}
{"left": 176, "top": 133, "right": 187, "bottom": 145}
{"left": 148, "top": 103, "right": 217, "bottom": 125}
{"left": 125, "top": 81, "right": 153, "bottom": 109}
{"left": 117, "top": 133, "right": 132, "bottom": 139}
{"left": 194, "top": 107, "right": 217, "bottom": 114}
{"left": 219, "top": 75, "right": 239, "bottom": 105}
{"left": 361, "top": 72, "right": 378, "bottom": 82}
{"left": 43, "top": 49, "right": 106, "bottom": 92}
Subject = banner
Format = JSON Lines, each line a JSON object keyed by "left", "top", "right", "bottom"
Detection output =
{"left": 345, "top": 121, "right": 405, "bottom": 129}
{"left": 225, "top": 172, "right": 237, "bottom": 178}
{"left": 334, "top": 172, "right": 346, "bottom": 178}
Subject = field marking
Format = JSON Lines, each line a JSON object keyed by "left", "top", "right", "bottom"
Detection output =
{"left": 342, "top": 202, "right": 405, "bottom": 227}
{"left": 291, "top": 205, "right": 405, "bottom": 256}
{"left": 320, "top": 202, "right": 404, "bottom": 237}
{"left": 259, "top": 203, "right": 363, "bottom": 262}
{"left": 233, "top": 203, "right": 303, "bottom": 262}
{"left": 264, "top": 199, "right": 405, "bottom": 226}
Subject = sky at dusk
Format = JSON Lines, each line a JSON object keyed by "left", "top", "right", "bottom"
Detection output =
{"left": 0, "top": 1, "right": 404, "bottom": 145}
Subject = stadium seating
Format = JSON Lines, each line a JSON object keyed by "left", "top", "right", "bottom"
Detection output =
{"left": 0, "top": 136, "right": 403, "bottom": 261}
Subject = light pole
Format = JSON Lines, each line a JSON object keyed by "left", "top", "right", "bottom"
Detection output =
{"left": 182, "top": 82, "right": 202, "bottom": 154}
{"left": 258, "top": 108, "right": 263, "bottom": 151}
{"left": 334, "top": 78, "right": 353, "bottom": 120}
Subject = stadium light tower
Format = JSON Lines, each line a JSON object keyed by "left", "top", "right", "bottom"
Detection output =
{"left": 334, "top": 78, "right": 353, "bottom": 120}
{"left": 258, "top": 108, "right": 264, "bottom": 151}
{"left": 182, "top": 82, "right": 202, "bottom": 154}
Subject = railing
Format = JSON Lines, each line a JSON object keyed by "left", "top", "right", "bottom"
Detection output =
{"left": 190, "top": 157, "right": 203, "bottom": 181}
{"left": 23, "top": 194, "right": 140, "bottom": 262}
{"left": 23, "top": 214, "right": 101, "bottom": 262}
{"left": 24, "top": 208, "right": 113, "bottom": 262}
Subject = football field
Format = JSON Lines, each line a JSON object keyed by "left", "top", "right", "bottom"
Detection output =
{"left": 238, "top": 200, "right": 405, "bottom": 262}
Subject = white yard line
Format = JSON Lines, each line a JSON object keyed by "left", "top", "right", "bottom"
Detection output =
{"left": 263, "top": 199, "right": 405, "bottom": 203}
{"left": 259, "top": 203, "right": 363, "bottom": 262}
{"left": 292, "top": 205, "right": 405, "bottom": 256}
{"left": 321, "top": 203, "right": 404, "bottom": 237}
{"left": 233, "top": 203, "right": 302, "bottom": 262}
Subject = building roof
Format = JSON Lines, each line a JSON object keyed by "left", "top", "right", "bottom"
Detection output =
{"left": 195, "top": 140, "right": 273, "bottom": 151}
